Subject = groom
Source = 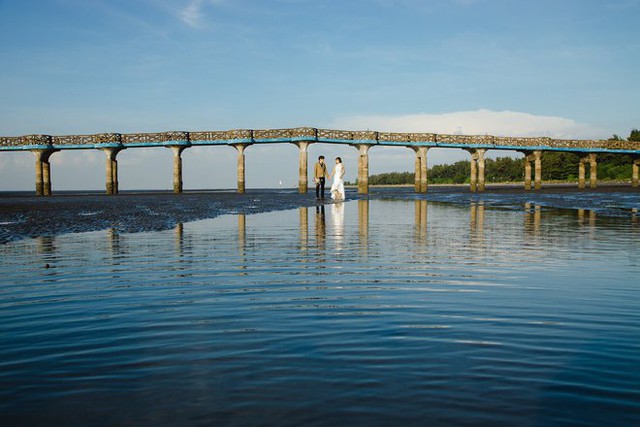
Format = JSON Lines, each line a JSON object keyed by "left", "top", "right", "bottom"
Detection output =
{"left": 314, "top": 155, "right": 328, "bottom": 199}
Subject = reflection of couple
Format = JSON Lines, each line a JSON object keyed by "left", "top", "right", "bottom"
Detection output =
{"left": 314, "top": 156, "right": 345, "bottom": 201}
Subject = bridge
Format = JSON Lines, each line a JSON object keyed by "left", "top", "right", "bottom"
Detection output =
{"left": 1, "top": 127, "right": 639, "bottom": 195}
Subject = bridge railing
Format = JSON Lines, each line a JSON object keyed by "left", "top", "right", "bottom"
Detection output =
{"left": 1, "top": 128, "right": 639, "bottom": 152}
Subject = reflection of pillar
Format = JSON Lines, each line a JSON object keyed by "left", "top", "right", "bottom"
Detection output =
{"left": 238, "top": 213, "right": 246, "bottom": 243}
{"left": 237, "top": 213, "right": 246, "bottom": 266}
{"left": 103, "top": 148, "right": 123, "bottom": 195}
{"left": 107, "top": 228, "right": 121, "bottom": 257}
{"left": 356, "top": 144, "right": 371, "bottom": 194}
{"left": 36, "top": 235, "right": 56, "bottom": 255}
{"left": 468, "top": 149, "right": 486, "bottom": 192}
{"left": 315, "top": 205, "right": 326, "bottom": 250}
{"left": 175, "top": 223, "right": 183, "bottom": 254}
{"left": 633, "top": 158, "right": 640, "bottom": 188}
{"left": 32, "top": 150, "right": 55, "bottom": 196}
{"left": 524, "top": 203, "right": 541, "bottom": 235}
{"left": 299, "top": 207, "right": 308, "bottom": 248}
{"left": 170, "top": 146, "right": 187, "bottom": 194}
{"left": 233, "top": 144, "right": 249, "bottom": 194}
{"left": 470, "top": 202, "right": 485, "bottom": 233}
{"left": 578, "top": 209, "right": 596, "bottom": 227}
{"left": 295, "top": 142, "right": 311, "bottom": 193}
{"left": 412, "top": 147, "right": 428, "bottom": 193}
{"left": 358, "top": 199, "right": 369, "bottom": 242}
{"left": 414, "top": 200, "right": 427, "bottom": 239}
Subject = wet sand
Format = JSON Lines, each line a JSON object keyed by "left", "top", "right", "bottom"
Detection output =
{"left": 1, "top": 185, "right": 638, "bottom": 244}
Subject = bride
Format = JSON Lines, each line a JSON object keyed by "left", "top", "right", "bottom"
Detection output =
{"left": 329, "top": 157, "right": 345, "bottom": 201}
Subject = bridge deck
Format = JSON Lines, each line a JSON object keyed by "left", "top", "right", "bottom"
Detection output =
{"left": 1, "top": 127, "right": 638, "bottom": 154}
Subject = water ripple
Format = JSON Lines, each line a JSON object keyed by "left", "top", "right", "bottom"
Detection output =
{"left": 1, "top": 199, "right": 639, "bottom": 426}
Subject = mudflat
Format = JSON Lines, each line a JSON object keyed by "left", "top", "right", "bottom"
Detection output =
{"left": 1, "top": 185, "right": 638, "bottom": 244}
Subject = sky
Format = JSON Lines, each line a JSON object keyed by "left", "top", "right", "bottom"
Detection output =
{"left": 0, "top": 0, "right": 639, "bottom": 191}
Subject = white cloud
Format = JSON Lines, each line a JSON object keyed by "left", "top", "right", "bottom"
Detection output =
{"left": 331, "top": 109, "right": 607, "bottom": 139}
{"left": 177, "top": 0, "right": 226, "bottom": 28}
{"left": 180, "top": 0, "right": 205, "bottom": 28}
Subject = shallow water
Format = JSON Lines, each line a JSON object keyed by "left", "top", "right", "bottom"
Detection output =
{"left": 1, "top": 199, "right": 639, "bottom": 426}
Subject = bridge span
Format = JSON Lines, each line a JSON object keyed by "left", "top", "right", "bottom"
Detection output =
{"left": 1, "top": 127, "right": 639, "bottom": 195}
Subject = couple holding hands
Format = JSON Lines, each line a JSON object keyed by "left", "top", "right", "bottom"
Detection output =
{"left": 313, "top": 156, "right": 345, "bottom": 201}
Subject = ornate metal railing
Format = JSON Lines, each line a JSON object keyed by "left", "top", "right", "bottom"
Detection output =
{"left": 1, "top": 128, "right": 639, "bottom": 151}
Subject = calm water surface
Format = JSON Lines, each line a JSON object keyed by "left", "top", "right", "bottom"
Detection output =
{"left": 1, "top": 200, "right": 639, "bottom": 426}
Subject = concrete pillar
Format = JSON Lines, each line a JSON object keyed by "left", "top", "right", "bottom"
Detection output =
{"left": 43, "top": 160, "right": 52, "bottom": 196}
{"left": 356, "top": 144, "right": 371, "bottom": 194}
{"left": 477, "top": 149, "right": 486, "bottom": 191}
{"left": 414, "top": 150, "right": 421, "bottom": 192}
{"left": 412, "top": 146, "right": 428, "bottom": 193}
{"left": 534, "top": 150, "right": 542, "bottom": 190}
{"left": 170, "top": 146, "right": 187, "bottom": 194}
{"left": 579, "top": 153, "right": 597, "bottom": 189}
{"left": 633, "top": 158, "right": 640, "bottom": 187}
{"left": 103, "top": 148, "right": 122, "bottom": 195}
{"left": 468, "top": 149, "right": 485, "bottom": 192}
{"left": 524, "top": 155, "right": 532, "bottom": 190}
{"left": 233, "top": 144, "right": 249, "bottom": 194}
{"left": 470, "top": 152, "right": 477, "bottom": 192}
{"left": 523, "top": 150, "right": 542, "bottom": 191}
{"left": 295, "top": 141, "right": 311, "bottom": 193}
{"left": 34, "top": 153, "right": 44, "bottom": 196}
{"left": 589, "top": 153, "right": 597, "bottom": 189}
{"left": 32, "top": 150, "right": 55, "bottom": 196}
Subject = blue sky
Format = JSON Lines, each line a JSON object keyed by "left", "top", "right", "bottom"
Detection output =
{"left": 1, "top": 0, "right": 639, "bottom": 190}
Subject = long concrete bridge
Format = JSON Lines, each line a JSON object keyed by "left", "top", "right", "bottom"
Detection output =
{"left": 1, "top": 127, "right": 639, "bottom": 195}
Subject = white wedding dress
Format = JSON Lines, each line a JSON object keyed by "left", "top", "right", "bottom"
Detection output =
{"left": 331, "top": 163, "right": 345, "bottom": 201}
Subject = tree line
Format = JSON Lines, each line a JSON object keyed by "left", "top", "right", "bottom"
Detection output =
{"left": 352, "top": 130, "right": 639, "bottom": 185}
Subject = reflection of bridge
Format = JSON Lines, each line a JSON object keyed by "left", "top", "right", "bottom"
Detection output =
{"left": 1, "top": 127, "right": 639, "bottom": 195}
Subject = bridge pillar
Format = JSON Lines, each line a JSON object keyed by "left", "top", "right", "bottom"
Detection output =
{"left": 524, "top": 155, "right": 532, "bottom": 190}
{"left": 632, "top": 158, "right": 640, "bottom": 188}
{"left": 102, "top": 147, "right": 123, "bottom": 195}
{"left": 356, "top": 144, "right": 371, "bottom": 194}
{"left": 294, "top": 141, "right": 312, "bottom": 193}
{"left": 534, "top": 150, "right": 542, "bottom": 190}
{"left": 523, "top": 151, "right": 542, "bottom": 190}
{"left": 169, "top": 146, "right": 188, "bottom": 194}
{"left": 579, "top": 153, "right": 597, "bottom": 189}
{"left": 468, "top": 149, "right": 486, "bottom": 192}
{"left": 232, "top": 144, "right": 250, "bottom": 193}
{"left": 32, "top": 149, "right": 56, "bottom": 196}
{"left": 412, "top": 146, "right": 428, "bottom": 193}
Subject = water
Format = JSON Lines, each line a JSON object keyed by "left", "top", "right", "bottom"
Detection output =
{"left": 1, "top": 198, "right": 639, "bottom": 426}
